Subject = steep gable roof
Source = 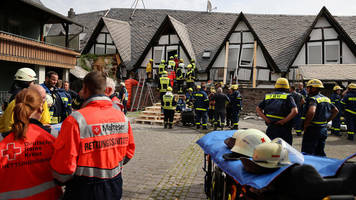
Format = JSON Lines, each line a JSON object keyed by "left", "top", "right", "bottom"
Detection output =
{"left": 102, "top": 17, "right": 131, "bottom": 64}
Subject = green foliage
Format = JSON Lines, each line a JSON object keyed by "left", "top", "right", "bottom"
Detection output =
{"left": 79, "top": 54, "right": 98, "bottom": 71}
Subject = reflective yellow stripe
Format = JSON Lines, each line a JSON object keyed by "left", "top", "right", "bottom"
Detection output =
{"left": 301, "top": 117, "right": 306, "bottom": 120}
{"left": 265, "top": 94, "right": 288, "bottom": 100}
{"left": 194, "top": 93, "right": 203, "bottom": 97}
{"left": 196, "top": 108, "right": 207, "bottom": 111}
{"left": 296, "top": 130, "right": 302, "bottom": 133}
{"left": 333, "top": 128, "right": 341, "bottom": 131}
{"left": 61, "top": 97, "right": 68, "bottom": 102}
{"left": 316, "top": 97, "right": 331, "bottom": 104}
{"left": 266, "top": 114, "right": 285, "bottom": 119}
{"left": 233, "top": 123, "right": 239, "bottom": 125}
{"left": 349, "top": 97, "right": 356, "bottom": 101}
{"left": 311, "top": 121, "right": 327, "bottom": 125}
{"left": 348, "top": 132, "right": 354, "bottom": 135}
{"left": 341, "top": 101, "right": 346, "bottom": 105}
{"left": 345, "top": 109, "right": 356, "bottom": 115}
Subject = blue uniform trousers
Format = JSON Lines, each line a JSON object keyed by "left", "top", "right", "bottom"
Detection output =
{"left": 63, "top": 173, "right": 123, "bottom": 200}
{"left": 345, "top": 113, "right": 356, "bottom": 139}
{"left": 331, "top": 112, "right": 341, "bottom": 135}
{"left": 231, "top": 110, "right": 240, "bottom": 127}
{"left": 293, "top": 112, "right": 303, "bottom": 135}
{"left": 195, "top": 110, "right": 208, "bottom": 128}
{"left": 266, "top": 124, "right": 293, "bottom": 145}
{"left": 301, "top": 126, "right": 327, "bottom": 156}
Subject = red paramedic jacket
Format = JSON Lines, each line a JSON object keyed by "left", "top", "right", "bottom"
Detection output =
{"left": 0, "top": 123, "right": 62, "bottom": 200}
{"left": 50, "top": 96, "right": 135, "bottom": 182}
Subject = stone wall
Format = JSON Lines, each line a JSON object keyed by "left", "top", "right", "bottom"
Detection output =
{"left": 239, "top": 88, "right": 274, "bottom": 114}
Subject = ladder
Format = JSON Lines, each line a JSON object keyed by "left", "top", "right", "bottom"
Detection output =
{"left": 130, "top": 77, "right": 155, "bottom": 111}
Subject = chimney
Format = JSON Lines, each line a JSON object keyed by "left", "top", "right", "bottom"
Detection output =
{"left": 68, "top": 8, "right": 75, "bottom": 18}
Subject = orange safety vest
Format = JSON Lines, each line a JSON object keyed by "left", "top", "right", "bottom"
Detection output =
{"left": 50, "top": 96, "right": 135, "bottom": 182}
{"left": 0, "top": 123, "right": 62, "bottom": 200}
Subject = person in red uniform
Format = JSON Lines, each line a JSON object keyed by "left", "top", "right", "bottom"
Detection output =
{"left": 0, "top": 88, "right": 62, "bottom": 200}
{"left": 50, "top": 71, "right": 135, "bottom": 200}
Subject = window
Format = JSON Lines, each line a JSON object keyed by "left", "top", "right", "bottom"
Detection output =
{"left": 240, "top": 47, "right": 254, "bottom": 66}
{"left": 170, "top": 35, "right": 179, "bottom": 44}
{"left": 96, "top": 33, "right": 106, "bottom": 43}
{"left": 95, "top": 44, "right": 105, "bottom": 55}
{"left": 325, "top": 44, "right": 339, "bottom": 63}
{"left": 79, "top": 33, "right": 87, "bottom": 41}
{"left": 106, "top": 45, "right": 117, "bottom": 55}
{"left": 154, "top": 48, "right": 163, "bottom": 64}
{"left": 159, "top": 35, "right": 169, "bottom": 45}
{"left": 106, "top": 34, "right": 113, "bottom": 44}
{"left": 229, "top": 32, "right": 241, "bottom": 43}
{"left": 308, "top": 45, "right": 322, "bottom": 64}
{"left": 202, "top": 51, "right": 211, "bottom": 59}
{"left": 228, "top": 47, "right": 239, "bottom": 69}
{"left": 238, "top": 68, "right": 251, "bottom": 80}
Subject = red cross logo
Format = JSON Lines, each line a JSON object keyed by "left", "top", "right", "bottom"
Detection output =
{"left": 2, "top": 143, "right": 21, "bottom": 161}
{"left": 261, "top": 138, "right": 266, "bottom": 143}
{"left": 92, "top": 125, "right": 101, "bottom": 136}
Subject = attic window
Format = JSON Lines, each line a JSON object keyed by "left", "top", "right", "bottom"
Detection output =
{"left": 202, "top": 51, "right": 211, "bottom": 59}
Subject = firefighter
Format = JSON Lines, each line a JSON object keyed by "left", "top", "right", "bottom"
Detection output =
{"left": 8, "top": 67, "right": 37, "bottom": 103}
{"left": 341, "top": 83, "right": 356, "bottom": 141}
{"left": 159, "top": 71, "right": 170, "bottom": 108}
{"left": 230, "top": 84, "right": 242, "bottom": 130}
{"left": 41, "top": 71, "right": 72, "bottom": 124}
{"left": 162, "top": 87, "right": 177, "bottom": 129}
{"left": 50, "top": 71, "right": 135, "bottom": 199}
{"left": 168, "top": 56, "right": 175, "bottom": 71}
{"left": 0, "top": 88, "right": 62, "bottom": 199}
{"left": 256, "top": 78, "right": 298, "bottom": 145}
{"left": 330, "top": 85, "right": 343, "bottom": 136}
{"left": 186, "top": 64, "right": 195, "bottom": 90}
{"left": 208, "top": 88, "right": 216, "bottom": 126}
{"left": 194, "top": 85, "right": 209, "bottom": 129}
{"left": 302, "top": 79, "right": 338, "bottom": 156}
{"left": 290, "top": 85, "right": 305, "bottom": 136}
{"left": 185, "top": 88, "right": 194, "bottom": 108}
{"left": 118, "top": 82, "right": 128, "bottom": 114}
{"left": 146, "top": 58, "right": 153, "bottom": 80}
{"left": 174, "top": 54, "right": 179, "bottom": 71}
{"left": 191, "top": 59, "right": 197, "bottom": 74}
{"left": 226, "top": 85, "right": 233, "bottom": 127}
{"left": 211, "top": 87, "right": 230, "bottom": 130}
{"left": 158, "top": 59, "right": 166, "bottom": 77}
{"left": 176, "top": 59, "right": 185, "bottom": 94}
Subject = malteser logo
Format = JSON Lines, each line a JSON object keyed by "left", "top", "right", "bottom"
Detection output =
{"left": 2, "top": 143, "right": 22, "bottom": 161}
{"left": 92, "top": 125, "right": 102, "bottom": 135}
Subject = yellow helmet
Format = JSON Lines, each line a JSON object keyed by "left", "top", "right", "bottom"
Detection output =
{"left": 174, "top": 54, "right": 178, "bottom": 58}
{"left": 149, "top": 58, "right": 153, "bottom": 62}
{"left": 275, "top": 78, "right": 290, "bottom": 89}
{"left": 333, "top": 85, "right": 342, "bottom": 91}
{"left": 180, "top": 58, "right": 184, "bottom": 62}
{"left": 167, "top": 87, "right": 173, "bottom": 91}
{"left": 161, "top": 59, "right": 165, "bottom": 63}
{"left": 348, "top": 83, "right": 356, "bottom": 89}
{"left": 191, "top": 59, "right": 195, "bottom": 63}
{"left": 211, "top": 89, "right": 216, "bottom": 93}
{"left": 231, "top": 84, "right": 239, "bottom": 90}
{"left": 188, "top": 88, "right": 193, "bottom": 92}
{"left": 162, "top": 71, "right": 168, "bottom": 76}
{"left": 196, "top": 85, "right": 201, "bottom": 89}
{"left": 170, "top": 56, "right": 174, "bottom": 59}
{"left": 307, "top": 79, "right": 324, "bottom": 88}
{"left": 187, "top": 64, "right": 192, "bottom": 68}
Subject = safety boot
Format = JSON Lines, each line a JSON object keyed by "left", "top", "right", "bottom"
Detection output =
{"left": 214, "top": 125, "right": 217, "bottom": 131}
{"left": 164, "top": 123, "right": 168, "bottom": 129}
{"left": 196, "top": 125, "right": 201, "bottom": 129}
{"left": 169, "top": 124, "right": 173, "bottom": 129}
{"left": 231, "top": 125, "right": 238, "bottom": 130}
{"left": 202, "top": 126, "right": 208, "bottom": 130}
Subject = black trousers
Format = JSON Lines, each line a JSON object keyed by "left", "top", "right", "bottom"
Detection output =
{"left": 160, "top": 92, "right": 166, "bottom": 107}
{"left": 177, "top": 80, "right": 184, "bottom": 93}
{"left": 266, "top": 124, "right": 293, "bottom": 145}
{"left": 164, "top": 109, "right": 175, "bottom": 125}
{"left": 214, "top": 110, "right": 226, "bottom": 127}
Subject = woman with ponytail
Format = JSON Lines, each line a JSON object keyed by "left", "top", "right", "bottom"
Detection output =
{"left": 0, "top": 88, "right": 62, "bottom": 199}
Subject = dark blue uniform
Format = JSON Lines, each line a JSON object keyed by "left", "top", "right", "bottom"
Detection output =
{"left": 330, "top": 93, "right": 342, "bottom": 135}
{"left": 258, "top": 91, "right": 297, "bottom": 144}
{"left": 230, "top": 91, "right": 242, "bottom": 129}
{"left": 301, "top": 93, "right": 335, "bottom": 156}
{"left": 290, "top": 91, "right": 303, "bottom": 135}
{"left": 341, "top": 91, "right": 356, "bottom": 140}
{"left": 193, "top": 90, "right": 209, "bottom": 129}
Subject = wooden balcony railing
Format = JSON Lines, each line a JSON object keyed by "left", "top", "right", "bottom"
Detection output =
{"left": 0, "top": 31, "right": 80, "bottom": 69}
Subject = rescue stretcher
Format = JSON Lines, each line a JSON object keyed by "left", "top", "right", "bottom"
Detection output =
{"left": 197, "top": 131, "right": 356, "bottom": 200}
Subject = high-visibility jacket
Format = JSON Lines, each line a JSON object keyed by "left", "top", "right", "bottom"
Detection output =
{"left": 168, "top": 60, "right": 176, "bottom": 69}
{"left": 186, "top": 69, "right": 195, "bottom": 83}
{"left": 0, "top": 123, "right": 62, "bottom": 200}
{"left": 159, "top": 77, "right": 170, "bottom": 93}
{"left": 341, "top": 91, "right": 356, "bottom": 115}
{"left": 0, "top": 99, "right": 50, "bottom": 133}
{"left": 158, "top": 64, "right": 166, "bottom": 75}
{"left": 146, "top": 62, "right": 152, "bottom": 73}
{"left": 330, "top": 93, "right": 342, "bottom": 111}
{"left": 193, "top": 90, "right": 209, "bottom": 111}
{"left": 176, "top": 67, "right": 184, "bottom": 80}
{"left": 258, "top": 91, "right": 297, "bottom": 124}
{"left": 162, "top": 93, "right": 176, "bottom": 110}
{"left": 303, "top": 93, "right": 334, "bottom": 127}
{"left": 50, "top": 96, "right": 135, "bottom": 182}
{"left": 230, "top": 91, "right": 242, "bottom": 111}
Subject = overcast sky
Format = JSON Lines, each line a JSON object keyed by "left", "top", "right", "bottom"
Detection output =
{"left": 41, "top": 0, "right": 356, "bottom": 16}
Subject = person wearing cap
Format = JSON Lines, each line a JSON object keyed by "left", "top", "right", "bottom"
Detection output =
{"left": 146, "top": 58, "right": 153, "bottom": 80}
{"left": 186, "top": 64, "right": 195, "bottom": 90}
{"left": 185, "top": 88, "right": 194, "bottom": 108}
{"left": 211, "top": 87, "right": 230, "bottom": 130}
{"left": 302, "top": 79, "right": 338, "bottom": 156}
{"left": 176, "top": 59, "right": 185, "bottom": 94}
{"left": 118, "top": 82, "right": 128, "bottom": 115}
{"left": 330, "top": 85, "right": 343, "bottom": 136}
{"left": 190, "top": 59, "right": 197, "bottom": 74}
{"left": 158, "top": 59, "right": 166, "bottom": 77}
{"left": 41, "top": 71, "right": 72, "bottom": 124}
{"left": 230, "top": 84, "right": 242, "bottom": 130}
{"left": 193, "top": 85, "right": 209, "bottom": 129}
{"left": 290, "top": 85, "right": 305, "bottom": 136}
{"left": 256, "top": 78, "right": 298, "bottom": 145}
{"left": 162, "top": 87, "right": 177, "bottom": 129}
{"left": 168, "top": 56, "right": 175, "bottom": 71}
{"left": 8, "top": 68, "right": 37, "bottom": 103}
{"left": 341, "top": 83, "right": 356, "bottom": 140}
{"left": 159, "top": 72, "right": 171, "bottom": 109}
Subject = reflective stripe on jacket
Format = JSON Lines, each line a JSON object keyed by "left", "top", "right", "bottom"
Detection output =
{"left": 0, "top": 123, "right": 62, "bottom": 199}
{"left": 159, "top": 77, "right": 170, "bottom": 92}
{"left": 341, "top": 91, "right": 356, "bottom": 115}
{"left": 304, "top": 93, "right": 334, "bottom": 126}
{"left": 50, "top": 96, "right": 135, "bottom": 181}
{"left": 163, "top": 94, "right": 176, "bottom": 110}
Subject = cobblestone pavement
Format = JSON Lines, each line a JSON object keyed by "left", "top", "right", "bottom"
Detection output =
{"left": 122, "top": 118, "right": 356, "bottom": 199}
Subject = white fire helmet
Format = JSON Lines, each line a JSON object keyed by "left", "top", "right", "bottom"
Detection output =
{"left": 14, "top": 68, "right": 37, "bottom": 82}
{"left": 231, "top": 129, "right": 271, "bottom": 157}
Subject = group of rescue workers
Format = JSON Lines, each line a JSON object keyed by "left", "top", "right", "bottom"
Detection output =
{"left": 0, "top": 68, "right": 134, "bottom": 199}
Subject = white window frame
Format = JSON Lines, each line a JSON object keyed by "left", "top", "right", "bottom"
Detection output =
{"left": 324, "top": 41, "right": 339, "bottom": 64}
{"left": 240, "top": 44, "right": 254, "bottom": 67}
{"left": 228, "top": 45, "right": 240, "bottom": 70}
{"left": 308, "top": 42, "right": 322, "bottom": 64}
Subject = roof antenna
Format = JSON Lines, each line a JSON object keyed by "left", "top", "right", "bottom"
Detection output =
{"left": 130, "top": 0, "right": 146, "bottom": 19}
{"left": 207, "top": 0, "right": 217, "bottom": 12}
